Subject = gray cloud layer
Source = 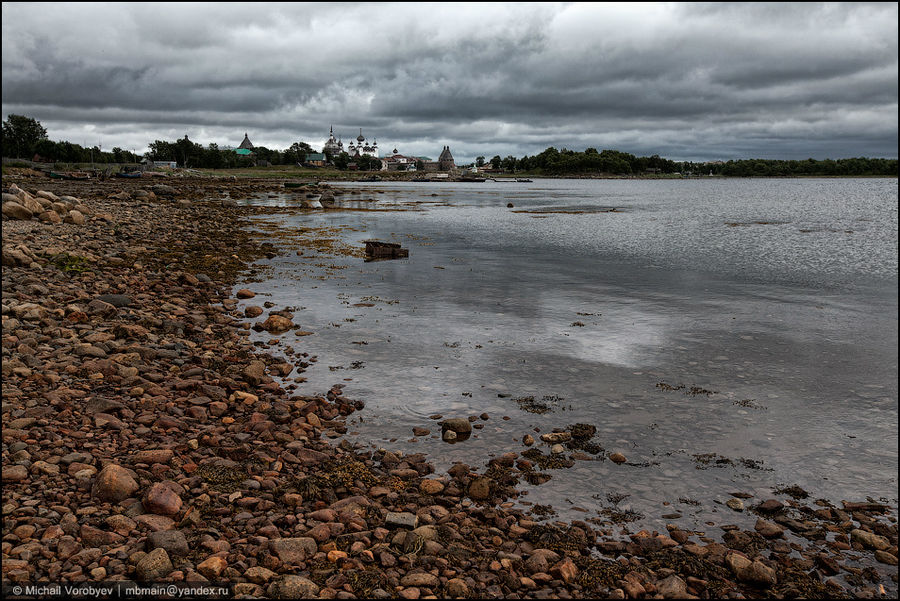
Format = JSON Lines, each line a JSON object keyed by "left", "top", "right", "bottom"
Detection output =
{"left": 2, "top": 2, "right": 897, "bottom": 162}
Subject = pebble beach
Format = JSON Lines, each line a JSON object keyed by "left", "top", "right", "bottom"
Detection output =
{"left": 2, "top": 171, "right": 898, "bottom": 599}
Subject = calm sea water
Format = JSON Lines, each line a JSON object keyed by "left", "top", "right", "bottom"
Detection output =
{"left": 239, "top": 177, "right": 898, "bottom": 530}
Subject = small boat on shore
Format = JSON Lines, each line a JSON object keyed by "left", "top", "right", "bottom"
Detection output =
{"left": 516, "top": 178, "right": 533, "bottom": 182}
{"left": 49, "top": 171, "right": 90, "bottom": 180}
{"left": 115, "top": 171, "right": 142, "bottom": 179}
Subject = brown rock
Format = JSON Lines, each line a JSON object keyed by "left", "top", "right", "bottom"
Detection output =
{"left": 92, "top": 464, "right": 139, "bottom": 502}
{"left": 197, "top": 556, "right": 228, "bottom": 579}
{"left": 244, "top": 360, "right": 268, "bottom": 384}
{"left": 3, "top": 465, "right": 29, "bottom": 482}
{"left": 754, "top": 518, "right": 784, "bottom": 539}
{"left": 64, "top": 209, "right": 85, "bottom": 225}
{"left": 269, "top": 537, "right": 317, "bottom": 564}
{"left": 267, "top": 575, "right": 320, "bottom": 599}
{"left": 551, "top": 557, "right": 578, "bottom": 583}
{"left": 80, "top": 524, "right": 124, "bottom": 547}
{"left": 468, "top": 476, "right": 492, "bottom": 500}
{"left": 400, "top": 572, "right": 439, "bottom": 587}
{"left": 261, "top": 314, "right": 294, "bottom": 333}
{"left": 441, "top": 418, "right": 472, "bottom": 434}
{"left": 133, "top": 449, "right": 175, "bottom": 464}
{"left": 657, "top": 575, "right": 688, "bottom": 598}
{"left": 236, "top": 289, "right": 256, "bottom": 299}
{"left": 39, "top": 210, "right": 62, "bottom": 223}
{"left": 420, "top": 479, "right": 445, "bottom": 495}
{"left": 136, "top": 548, "right": 173, "bottom": 581}
{"left": 133, "top": 514, "right": 175, "bottom": 531}
{"left": 143, "top": 482, "right": 183, "bottom": 516}
{"left": 445, "top": 578, "right": 469, "bottom": 597}
{"left": 245, "top": 566, "right": 277, "bottom": 584}
{"left": 850, "top": 529, "right": 891, "bottom": 551}
{"left": 609, "top": 452, "right": 627, "bottom": 464}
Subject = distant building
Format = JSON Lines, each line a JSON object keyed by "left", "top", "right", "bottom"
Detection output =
{"left": 381, "top": 148, "right": 419, "bottom": 171}
{"left": 305, "top": 153, "right": 326, "bottom": 167}
{"left": 438, "top": 146, "right": 455, "bottom": 171}
{"left": 323, "top": 126, "right": 379, "bottom": 161}
{"left": 423, "top": 146, "right": 456, "bottom": 172}
{"left": 323, "top": 126, "right": 344, "bottom": 158}
{"left": 347, "top": 129, "right": 378, "bottom": 158}
{"left": 238, "top": 133, "right": 254, "bottom": 151}
{"left": 234, "top": 133, "right": 263, "bottom": 165}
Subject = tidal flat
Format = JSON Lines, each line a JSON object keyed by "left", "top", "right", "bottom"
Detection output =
{"left": 2, "top": 172, "right": 897, "bottom": 598}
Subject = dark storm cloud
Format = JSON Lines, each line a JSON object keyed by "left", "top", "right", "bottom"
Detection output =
{"left": 2, "top": 2, "right": 897, "bottom": 162}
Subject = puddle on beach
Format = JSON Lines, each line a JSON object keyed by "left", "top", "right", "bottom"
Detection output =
{"left": 236, "top": 178, "right": 898, "bottom": 532}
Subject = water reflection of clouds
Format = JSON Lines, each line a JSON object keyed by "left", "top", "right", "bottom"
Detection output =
{"left": 549, "top": 299, "right": 670, "bottom": 368}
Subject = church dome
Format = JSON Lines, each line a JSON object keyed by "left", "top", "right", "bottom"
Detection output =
{"left": 238, "top": 133, "right": 254, "bottom": 150}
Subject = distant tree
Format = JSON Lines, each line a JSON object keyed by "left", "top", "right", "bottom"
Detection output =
{"left": 356, "top": 155, "right": 382, "bottom": 171}
{"left": 501, "top": 155, "right": 517, "bottom": 172}
{"left": 415, "top": 159, "right": 425, "bottom": 171}
{"left": 205, "top": 143, "right": 225, "bottom": 169}
{"left": 147, "top": 139, "right": 174, "bottom": 160}
{"left": 33, "top": 138, "right": 59, "bottom": 162}
{"left": 333, "top": 152, "right": 350, "bottom": 170}
{"left": 475, "top": 156, "right": 485, "bottom": 167}
{"left": 490, "top": 155, "right": 502, "bottom": 170}
{"left": 2, "top": 114, "right": 48, "bottom": 158}
{"left": 286, "top": 141, "right": 315, "bottom": 164}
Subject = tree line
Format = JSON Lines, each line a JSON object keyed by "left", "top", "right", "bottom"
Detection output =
{"left": 479, "top": 148, "right": 680, "bottom": 176}
{"left": 1, "top": 114, "right": 320, "bottom": 169}
{"left": 478, "top": 148, "right": 897, "bottom": 177}
{"left": 145, "top": 137, "right": 316, "bottom": 169}
{"left": 4, "top": 114, "right": 896, "bottom": 176}
{"left": 2, "top": 114, "right": 144, "bottom": 164}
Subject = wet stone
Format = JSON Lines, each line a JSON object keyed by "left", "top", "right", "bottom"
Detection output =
{"left": 385, "top": 512, "right": 418, "bottom": 529}
{"left": 146, "top": 530, "right": 189, "bottom": 557}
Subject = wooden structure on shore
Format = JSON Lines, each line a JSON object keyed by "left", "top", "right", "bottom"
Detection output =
{"left": 364, "top": 240, "right": 409, "bottom": 261}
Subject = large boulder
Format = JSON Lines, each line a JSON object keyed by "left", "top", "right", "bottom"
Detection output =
{"left": 143, "top": 481, "right": 183, "bottom": 516}
{"left": 64, "top": 209, "right": 86, "bottom": 225}
{"left": 267, "top": 575, "right": 320, "bottom": 599}
{"left": 441, "top": 418, "right": 472, "bottom": 435}
{"left": 2, "top": 201, "right": 32, "bottom": 220}
{"left": 261, "top": 314, "right": 294, "bottom": 333}
{"left": 92, "top": 464, "right": 139, "bottom": 502}
{"left": 268, "top": 537, "right": 317, "bottom": 564}
{"left": 136, "top": 548, "right": 173, "bottom": 581}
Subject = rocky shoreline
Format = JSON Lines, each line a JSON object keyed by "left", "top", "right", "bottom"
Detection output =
{"left": 2, "top": 172, "right": 897, "bottom": 599}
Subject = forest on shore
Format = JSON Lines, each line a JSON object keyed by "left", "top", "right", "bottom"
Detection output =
{"left": 3, "top": 114, "right": 897, "bottom": 177}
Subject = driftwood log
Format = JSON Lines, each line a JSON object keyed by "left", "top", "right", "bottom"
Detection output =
{"left": 364, "top": 240, "right": 409, "bottom": 260}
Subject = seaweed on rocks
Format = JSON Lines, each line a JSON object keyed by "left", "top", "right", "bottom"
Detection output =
{"left": 575, "top": 557, "right": 629, "bottom": 594}
{"left": 197, "top": 463, "right": 247, "bottom": 492}
{"left": 345, "top": 569, "right": 395, "bottom": 599}
{"left": 513, "top": 394, "right": 564, "bottom": 414}
{"left": 525, "top": 523, "right": 591, "bottom": 556}
{"left": 322, "top": 455, "right": 379, "bottom": 488}
{"left": 47, "top": 252, "right": 92, "bottom": 273}
{"left": 774, "top": 484, "right": 810, "bottom": 499}
{"left": 773, "top": 567, "right": 851, "bottom": 599}
{"left": 599, "top": 506, "right": 645, "bottom": 524}
{"left": 521, "top": 448, "right": 575, "bottom": 469}
{"left": 565, "top": 422, "right": 604, "bottom": 454}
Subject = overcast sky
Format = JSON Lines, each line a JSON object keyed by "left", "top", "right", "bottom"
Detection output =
{"left": 2, "top": 2, "right": 897, "bottom": 163}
